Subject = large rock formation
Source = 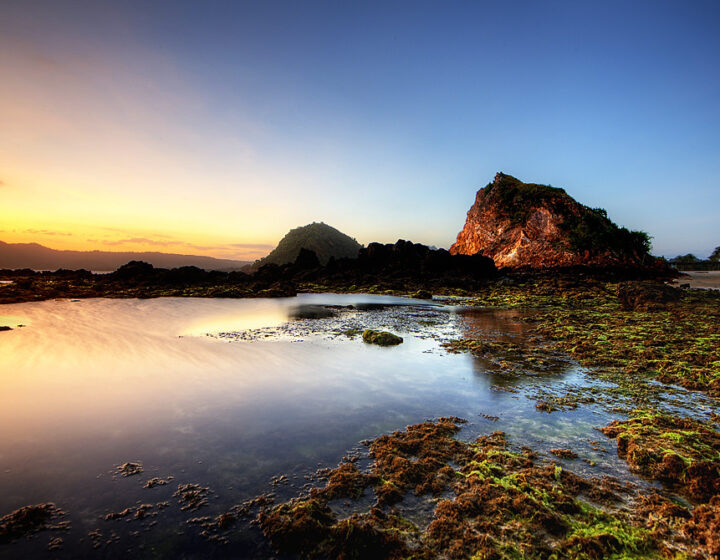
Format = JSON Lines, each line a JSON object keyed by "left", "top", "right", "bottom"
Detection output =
{"left": 450, "top": 173, "right": 654, "bottom": 269}
{"left": 252, "top": 222, "right": 361, "bottom": 269}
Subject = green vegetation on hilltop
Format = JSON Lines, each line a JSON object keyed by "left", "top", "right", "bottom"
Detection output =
{"left": 252, "top": 222, "right": 361, "bottom": 269}
{"left": 488, "top": 173, "right": 570, "bottom": 226}
{"left": 487, "top": 173, "right": 652, "bottom": 259}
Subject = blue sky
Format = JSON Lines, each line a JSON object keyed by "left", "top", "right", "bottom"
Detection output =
{"left": 1, "top": 0, "right": 719, "bottom": 259}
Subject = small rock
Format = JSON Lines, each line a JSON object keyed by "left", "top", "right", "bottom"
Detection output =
{"left": 362, "top": 329, "right": 403, "bottom": 346}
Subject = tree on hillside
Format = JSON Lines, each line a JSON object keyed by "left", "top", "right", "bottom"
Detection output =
{"left": 670, "top": 254, "right": 701, "bottom": 264}
{"left": 710, "top": 246, "right": 720, "bottom": 262}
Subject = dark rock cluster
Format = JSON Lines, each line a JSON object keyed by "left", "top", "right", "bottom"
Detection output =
{"left": 255, "top": 240, "right": 497, "bottom": 292}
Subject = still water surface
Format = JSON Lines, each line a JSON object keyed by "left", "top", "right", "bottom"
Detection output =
{"left": 0, "top": 294, "right": 637, "bottom": 558}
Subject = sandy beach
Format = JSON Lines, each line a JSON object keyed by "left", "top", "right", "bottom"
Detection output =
{"left": 671, "top": 270, "right": 720, "bottom": 290}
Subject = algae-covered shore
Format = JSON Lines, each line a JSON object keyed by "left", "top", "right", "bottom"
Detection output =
{"left": 252, "top": 277, "right": 720, "bottom": 559}
{"left": 1, "top": 271, "right": 718, "bottom": 559}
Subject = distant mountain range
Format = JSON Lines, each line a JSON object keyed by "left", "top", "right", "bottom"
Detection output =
{"left": 251, "top": 222, "right": 362, "bottom": 269}
{"left": 0, "top": 241, "right": 250, "bottom": 271}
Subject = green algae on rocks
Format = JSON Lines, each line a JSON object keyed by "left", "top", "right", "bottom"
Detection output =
{"left": 462, "top": 276, "right": 720, "bottom": 396}
{"left": 601, "top": 411, "right": 720, "bottom": 503}
{"left": 362, "top": 329, "right": 403, "bottom": 346}
{"left": 259, "top": 419, "right": 665, "bottom": 560}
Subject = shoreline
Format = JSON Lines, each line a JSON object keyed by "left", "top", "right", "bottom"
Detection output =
{"left": 672, "top": 270, "right": 720, "bottom": 290}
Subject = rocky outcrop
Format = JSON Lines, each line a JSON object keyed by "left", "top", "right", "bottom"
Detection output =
{"left": 450, "top": 173, "right": 654, "bottom": 269}
{"left": 252, "top": 222, "right": 361, "bottom": 269}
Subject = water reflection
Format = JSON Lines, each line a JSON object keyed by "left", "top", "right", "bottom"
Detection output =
{"left": 453, "top": 307, "right": 574, "bottom": 388}
{"left": 0, "top": 295, "right": 631, "bottom": 558}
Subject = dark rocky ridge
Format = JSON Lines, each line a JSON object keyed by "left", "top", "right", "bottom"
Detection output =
{"left": 252, "top": 239, "right": 498, "bottom": 292}
{"left": 0, "top": 240, "right": 249, "bottom": 271}
{"left": 0, "top": 240, "right": 498, "bottom": 304}
{"left": 1, "top": 236, "right": 677, "bottom": 306}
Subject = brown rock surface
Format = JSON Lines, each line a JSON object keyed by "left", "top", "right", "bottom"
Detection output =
{"left": 450, "top": 172, "right": 652, "bottom": 269}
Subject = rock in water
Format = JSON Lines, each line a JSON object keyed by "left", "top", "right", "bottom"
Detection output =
{"left": 362, "top": 330, "right": 403, "bottom": 346}
{"left": 450, "top": 172, "right": 654, "bottom": 269}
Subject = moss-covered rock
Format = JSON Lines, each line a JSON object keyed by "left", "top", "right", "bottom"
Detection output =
{"left": 362, "top": 329, "right": 403, "bottom": 346}
{"left": 601, "top": 411, "right": 720, "bottom": 502}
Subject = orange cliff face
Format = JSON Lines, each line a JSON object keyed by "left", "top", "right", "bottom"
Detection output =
{"left": 450, "top": 173, "right": 653, "bottom": 269}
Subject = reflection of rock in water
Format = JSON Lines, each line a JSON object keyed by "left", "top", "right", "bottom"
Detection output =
{"left": 287, "top": 304, "right": 338, "bottom": 320}
{"left": 453, "top": 307, "right": 573, "bottom": 386}
{"left": 454, "top": 307, "right": 531, "bottom": 339}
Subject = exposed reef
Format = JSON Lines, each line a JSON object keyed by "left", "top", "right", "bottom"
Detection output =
{"left": 259, "top": 419, "right": 667, "bottom": 559}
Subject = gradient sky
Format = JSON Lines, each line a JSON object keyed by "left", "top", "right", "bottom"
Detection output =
{"left": 1, "top": 0, "right": 719, "bottom": 260}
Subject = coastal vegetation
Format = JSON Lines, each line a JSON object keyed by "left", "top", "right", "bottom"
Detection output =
{"left": 670, "top": 249, "right": 720, "bottom": 271}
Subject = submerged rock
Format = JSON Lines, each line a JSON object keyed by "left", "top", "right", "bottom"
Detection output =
{"left": 362, "top": 329, "right": 403, "bottom": 346}
{"left": 116, "top": 462, "right": 143, "bottom": 477}
{"left": 550, "top": 448, "right": 579, "bottom": 460}
{"left": 0, "top": 503, "right": 62, "bottom": 544}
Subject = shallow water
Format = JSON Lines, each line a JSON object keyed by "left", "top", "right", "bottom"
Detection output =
{"left": 0, "top": 293, "right": 699, "bottom": 558}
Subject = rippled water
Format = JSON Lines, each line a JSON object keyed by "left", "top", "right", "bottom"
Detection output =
{"left": 0, "top": 294, "right": 675, "bottom": 558}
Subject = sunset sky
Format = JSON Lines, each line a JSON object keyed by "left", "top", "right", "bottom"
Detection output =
{"left": 1, "top": 0, "right": 719, "bottom": 261}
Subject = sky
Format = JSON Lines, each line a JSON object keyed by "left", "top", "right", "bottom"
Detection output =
{"left": 1, "top": 0, "right": 719, "bottom": 261}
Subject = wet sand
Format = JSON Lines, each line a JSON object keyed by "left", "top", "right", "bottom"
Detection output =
{"left": 671, "top": 270, "right": 720, "bottom": 290}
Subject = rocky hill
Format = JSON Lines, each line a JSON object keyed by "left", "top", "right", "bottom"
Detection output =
{"left": 450, "top": 173, "right": 654, "bottom": 269}
{"left": 251, "top": 222, "right": 361, "bottom": 269}
{"left": 0, "top": 241, "right": 249, "bottom": 271}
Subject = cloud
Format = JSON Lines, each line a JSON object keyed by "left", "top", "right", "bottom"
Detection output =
{"left": 82, "top": 236, "right": 270, "bottom": 261}
{"left": 24, "top": 229, "right": 73, "bottom": 236}
{"left": 100, "top": 237, "right": 183, "bottom": 247}
{"left": 0, "top": 179, "right": 5, "bottom": 186}
{"left": 229, "top": 243, "right": 275, "bottom": 250}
